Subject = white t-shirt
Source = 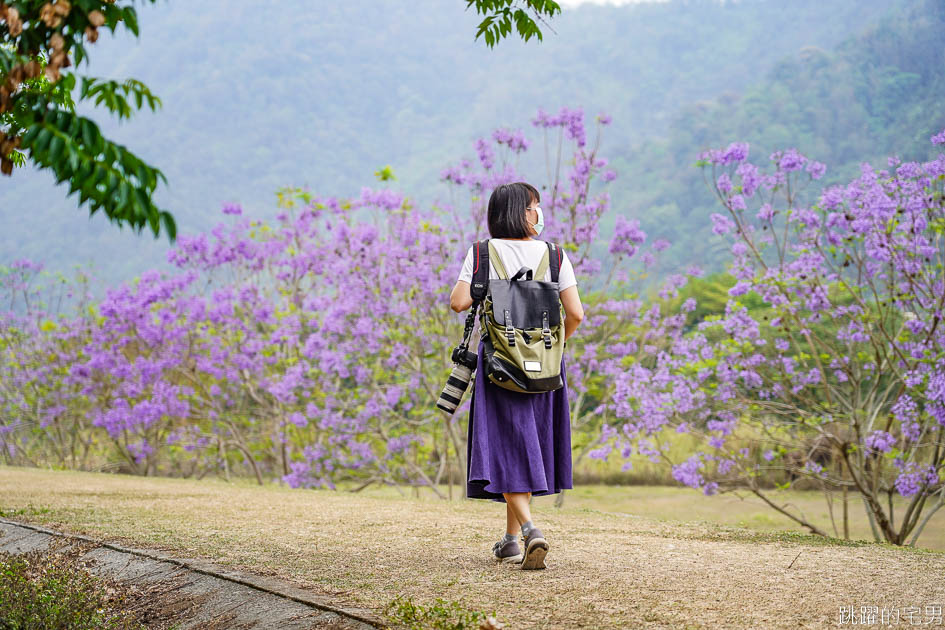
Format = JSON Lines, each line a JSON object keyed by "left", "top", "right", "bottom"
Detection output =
{"left": 457, "top": 239, "right": 577, "bottom": 292}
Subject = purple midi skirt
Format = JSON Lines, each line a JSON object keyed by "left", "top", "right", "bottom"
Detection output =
{"left": 465, "top": 337, "right": 573, "bottom": 502}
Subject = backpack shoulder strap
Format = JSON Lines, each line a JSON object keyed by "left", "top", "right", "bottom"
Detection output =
{"left": 487, "top": 240, "right": 510, "bottom": 280}
{"left": 470, "top": 239, "right": 490, "bottom": 303}
{"left": 533, "top": 245, "right": 551, "bottom": 281}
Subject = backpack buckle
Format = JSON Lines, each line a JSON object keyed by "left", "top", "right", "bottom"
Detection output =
{"left": 504, "top": 308, "right": 515, "bottom": 346}
{"left": 542, "top": 310, "right": 552, "bottom": 349}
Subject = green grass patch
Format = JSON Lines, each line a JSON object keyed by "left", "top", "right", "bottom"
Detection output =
{"left": 385, "top": 594, "right": 503, "bottom": 630}
{"left": 0, "top": 548, "right": 150, "bottom": 630}
{"left": 0, "top": 503, "right": 52, "bottom": 519}
{"left": 686, "top": 525, "right": 873, "bottom": 548}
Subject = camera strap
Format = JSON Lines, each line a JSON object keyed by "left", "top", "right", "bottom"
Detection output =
{"left": 457, "top": 238, "right": 490, "bottom": 352}
{"left": 458, "top": 300, "right": 479, "bottom": 351}
{"left": 470, "top": 239, "right": 490, "bottom": 302}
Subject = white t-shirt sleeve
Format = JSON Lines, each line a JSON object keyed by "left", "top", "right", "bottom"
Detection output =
{"left": 557, "top": 248, "right": 577, "bottom": 292}
{"left": 457, "top": 245, "right": 474, "bottom": 284}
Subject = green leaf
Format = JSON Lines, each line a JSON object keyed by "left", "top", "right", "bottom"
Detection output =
{"left": 374, "top": 165, "right": 396, "bottom": 181}
{"left": 80, "top": 119, "right": 95, "bottom": 149}
{"left": 67, "top": 145, "right": 80, "bottom": 173}
{"left": 49, "top": 134, "right": 66, "bottom": 164}
{"left": 105, "top": 170, "right": 118, "bottom": 194}
{"left": 161, "top": 211, "right": 177, "bottom": 241}
{"left": 117, "top": 181, "right": 130, "bottom": 209}
{"left": 122, "top": 7, "right": 140, "bottom": 36}
{"left": 32, "top": 127, "right": 53, "bottom": 155}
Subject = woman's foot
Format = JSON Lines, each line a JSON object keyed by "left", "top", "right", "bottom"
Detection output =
{"left": 492, "top": 538, "right": 524, "bottom": 564}
{"left": 520, "top": 527, "right": 549, "bottom": 570}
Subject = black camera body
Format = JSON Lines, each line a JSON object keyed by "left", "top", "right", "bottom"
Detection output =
{"left": 451, "top": 345, "right": 478, "bottom": 370}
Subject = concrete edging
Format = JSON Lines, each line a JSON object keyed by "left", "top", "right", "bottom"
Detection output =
{"left": 0, "top": 517, "right": 384, "bottom": 629}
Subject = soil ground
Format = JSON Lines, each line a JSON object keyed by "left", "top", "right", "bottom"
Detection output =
{"left": 2, "top": 466, "right": 943, "bottom": 629}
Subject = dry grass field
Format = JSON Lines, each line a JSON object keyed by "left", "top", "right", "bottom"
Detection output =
{"left": 3, "top": 466, "right": 943, "bottom": 629}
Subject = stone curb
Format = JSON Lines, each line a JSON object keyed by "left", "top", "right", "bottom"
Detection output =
{"left": 0, "top": 517, "right": 385, "bottom": 629}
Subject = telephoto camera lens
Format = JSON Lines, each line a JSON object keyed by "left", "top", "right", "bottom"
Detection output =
{"left": 436, "top": 346, "right": 478, "bottom": 415}
{"left": 436, "top": 362, "right": 473, "bottom": 415}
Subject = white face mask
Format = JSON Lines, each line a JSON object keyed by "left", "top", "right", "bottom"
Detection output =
{"left": 528, "top": 205, "right": 544, "bottom": 236}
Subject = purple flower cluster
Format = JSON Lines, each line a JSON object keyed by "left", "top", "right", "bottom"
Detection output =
{"left": 698, "top": 141, "right": 749, "bottom": 166}
{"left": 491, "top": 128, "right": 529, "bottom": 153}
{"left": 532, "top": 106, "right": 586, "bottom": 147}
{"left": 609, "top": 216, "right": 646, "bottom": 258}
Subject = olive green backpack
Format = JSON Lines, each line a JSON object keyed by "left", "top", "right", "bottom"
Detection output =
{"left": 469, "top": 239, "right": 565, "bottom": 394}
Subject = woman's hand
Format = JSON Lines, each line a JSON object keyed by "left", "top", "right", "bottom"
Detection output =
{"left": 450, "top": 280, "right": 474, "bottom": 312}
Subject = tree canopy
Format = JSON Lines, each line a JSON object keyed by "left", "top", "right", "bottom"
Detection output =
{"left": 1, "top": 0, "right": 175, "bottom": 240}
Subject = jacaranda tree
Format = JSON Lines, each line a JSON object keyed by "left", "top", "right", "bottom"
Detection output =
{"left": 590, "top": 129, "right": 945, "bottom": 546}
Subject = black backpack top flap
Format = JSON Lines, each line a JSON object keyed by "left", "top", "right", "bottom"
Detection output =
{"left": 489, "top": 279, "right": 561, "bottom": 328}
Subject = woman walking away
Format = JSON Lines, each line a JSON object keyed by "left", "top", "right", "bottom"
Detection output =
{"left": 449, "top": 182, "right": 584, "bottom": 570}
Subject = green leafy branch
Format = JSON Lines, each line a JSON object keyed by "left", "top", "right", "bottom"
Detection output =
{"left": 15, "top": 89, "right": 175, "bottom": 239}
{"left": 79, "top": 77, "right": 161, "bottom": 119}
{"left": 1, "top": 0, "right": 175, "bottom": 241}
{"left": 465, "top": 0, "right": 562, "bottom": 48}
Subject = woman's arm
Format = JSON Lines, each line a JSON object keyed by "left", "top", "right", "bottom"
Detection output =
{"left": 450, "top": 280, "right": 474, "bottom": 313}
{"left": 560, "top": 285, "right": 584, "bottom": 341}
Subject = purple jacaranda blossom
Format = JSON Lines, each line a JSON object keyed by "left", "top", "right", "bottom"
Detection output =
{"left": 711, "top": 213, "right": 735, "bottom": 236}
{"left": 722, "top": 142, "right": 749, "bottom": 164}
{"left": 756, "top": 203, "right": 775, "bottom": 221}
{"left": 475, "top": 138, "right": 495, "bottom": 170}
{"left": 672, "top": 453, "right": 707, "bottom": 489}
{"left": 864, "top": 430, "right": 896, "bottom": 454}
{"left": 806, "top": 160, "right": 826, "bottom": 179}
{"left": 735, "top": 162, "right": 761, "bottom": 197}
{"left": 894, "top": 463, "right": 940, "bottom": 498}
{"left": 491, "top": 128, "right": 530, "bottom": 153}
{"left": 774, "top": 148, "right": 807, "bottom": 172}
{"left": 609, "top": 216, "right": 647, "bottom": 258}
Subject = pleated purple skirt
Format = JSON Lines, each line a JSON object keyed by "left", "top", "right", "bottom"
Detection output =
{"left": 465, "top": 337, "right": 573, "bottom": 502}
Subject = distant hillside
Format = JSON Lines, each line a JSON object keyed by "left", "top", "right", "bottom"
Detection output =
{"left": 0, "top": 0, "right": 898, "bottom": 293}
{"left": 613, "top": 0, "right": 945, "bottom": 272}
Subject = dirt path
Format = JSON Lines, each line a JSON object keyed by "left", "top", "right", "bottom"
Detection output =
{"left": 3, "top": 466, "right": 943, "bottom": 629}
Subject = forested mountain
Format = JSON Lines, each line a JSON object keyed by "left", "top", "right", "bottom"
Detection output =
{"left": 0, "top": 0, "right": 914, "bottom": 293}
{"left": 615, "top": 0, "right": 945, "bottom": 271}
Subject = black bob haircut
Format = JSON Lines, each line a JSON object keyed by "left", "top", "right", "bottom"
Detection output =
{"left": 487, "top": 182, "right": 541, "bottom": 239}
